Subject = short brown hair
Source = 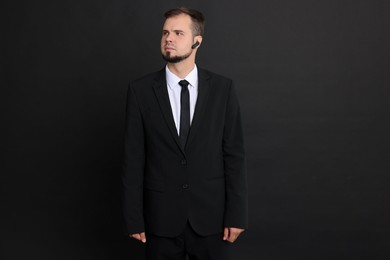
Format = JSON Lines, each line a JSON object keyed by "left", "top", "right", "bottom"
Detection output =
{"left": 164, "top": 7, "right": 205, "bottom": 36}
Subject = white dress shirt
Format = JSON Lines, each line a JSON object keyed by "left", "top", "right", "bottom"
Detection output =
{"left": 165, "top": 65, "right": 199, "bottom": 135}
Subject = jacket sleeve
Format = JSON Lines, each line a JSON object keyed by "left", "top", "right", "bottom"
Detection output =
{"left": 122, "top": 83, "right": 145, "bottom": 235}
{"left": 223, "top": 81, "right": 248, "bottom": 229}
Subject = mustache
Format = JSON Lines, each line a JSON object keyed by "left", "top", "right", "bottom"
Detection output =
{"left": 164, "top": 44, "right": 176, "bottom": 49}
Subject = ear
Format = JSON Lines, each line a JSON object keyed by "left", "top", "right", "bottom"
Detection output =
{"left": 194, "top": 35, "right": 203, "bottom": 47}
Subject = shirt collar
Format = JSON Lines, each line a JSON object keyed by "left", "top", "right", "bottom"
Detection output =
{"left": 166, "top": 65, "right": 198, "bottom": 90}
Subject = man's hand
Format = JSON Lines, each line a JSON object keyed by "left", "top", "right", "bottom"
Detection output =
{"left": 223, "top": 227, "right": 245, "bottom": 243}
{"left": 130, "top": 232, "right": 146, "bottom": 243}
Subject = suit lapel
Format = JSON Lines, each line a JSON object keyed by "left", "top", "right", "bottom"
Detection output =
{"left": 186, "top": 69, "right": 211, "bottom": 148}
{"left": 152, "top": 70, "right": 184, "bottom": 153}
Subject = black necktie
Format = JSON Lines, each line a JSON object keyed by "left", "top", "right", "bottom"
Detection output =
{"left": 179, "top": 80, "right": 190, "bottom": 149}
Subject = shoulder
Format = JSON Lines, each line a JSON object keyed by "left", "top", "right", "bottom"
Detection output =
{"left": 129, "top": 69, "right": 165, "bottom": 90}
{"left": 199, "top": 68, "right": 233, "bottom": 85}
{"left": 198, "top": 68, "right": 234, "bottom": 94}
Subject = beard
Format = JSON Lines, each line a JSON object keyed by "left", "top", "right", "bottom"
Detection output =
{"left": 162, "top": 49, "right": 192, "bottom": 63}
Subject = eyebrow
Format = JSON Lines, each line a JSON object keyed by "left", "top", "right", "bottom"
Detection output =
{"left": 162, "top": 29, "right": 185, "bottom": 34}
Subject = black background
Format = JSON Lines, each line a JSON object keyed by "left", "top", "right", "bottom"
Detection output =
{"left": 2, "top": 0, "right": 390, "bottom": 259}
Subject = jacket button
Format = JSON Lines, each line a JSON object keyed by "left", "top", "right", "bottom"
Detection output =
{"left": 182, "top": 184, "right": 189, "bottom": 189}
{"left": 181, "top": 159, "right": 187, "bottom": 165}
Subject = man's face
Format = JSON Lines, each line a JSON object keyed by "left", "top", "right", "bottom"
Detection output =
{"left": 161, "top": 14, "right": 198, "bottom": 63}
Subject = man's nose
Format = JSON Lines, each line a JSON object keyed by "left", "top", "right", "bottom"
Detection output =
{"left": 165, "top": 34, "right": 173, "bottom": 43}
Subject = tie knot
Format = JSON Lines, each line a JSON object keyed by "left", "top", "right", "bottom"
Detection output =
{"left": 179, "top": 80, "right": 189, "bottom": 88}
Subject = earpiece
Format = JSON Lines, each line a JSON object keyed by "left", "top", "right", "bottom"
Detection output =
{"left": 191, "top": 41, "right": 200, "bottom": 49}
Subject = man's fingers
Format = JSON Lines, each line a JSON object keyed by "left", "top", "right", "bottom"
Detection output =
{"left": 140, "top": 232, "right": 147, "bottom": 243}
{"left": 225, "top": 227, "right": 245, "bottom": 243}
{"left": 130, "top": 232, "right": 147, "bottom": 243}
{"left": 227, "top": 228, "right": 235, "bottom": 243}
{"left": 227, "top": 231, "right": 238, "bottom": 243}
{"left": 223, "top": 227, "right": 229, "bottom": 240}
{"left": 131, "top": 233, "right": 139, "bottom": 240}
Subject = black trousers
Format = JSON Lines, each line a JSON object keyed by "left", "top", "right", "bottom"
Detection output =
{"left": 145, "top": 222, "right": 231, "bottom": 260}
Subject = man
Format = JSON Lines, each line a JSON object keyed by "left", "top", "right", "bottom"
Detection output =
{"left": 122, "top": 7, "right": 248, "bottom": 260}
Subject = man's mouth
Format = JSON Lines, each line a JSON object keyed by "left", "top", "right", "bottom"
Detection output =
{"left": 165, "top": 45, "right": 175, "bottom": 51}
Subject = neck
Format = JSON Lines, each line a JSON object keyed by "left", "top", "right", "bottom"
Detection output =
{"left": 167, "top": 59, "right": 196, "bottom": 79}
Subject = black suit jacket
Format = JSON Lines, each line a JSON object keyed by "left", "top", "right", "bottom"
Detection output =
{"left": 122, "top": 68, "right": 247, "bottom": 237}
